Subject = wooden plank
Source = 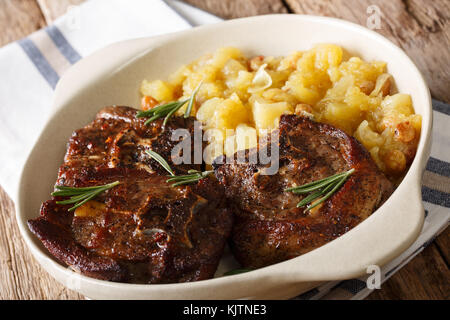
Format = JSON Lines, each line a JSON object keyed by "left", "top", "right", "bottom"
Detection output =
{"left": 0, "top": 0, "right": 47, "bottom": 47}
{"left": 285, "top": 0, "right": 450, "bottom": 103}
{"left": 36, "top": 0, "right": 85, "bottom": 24}
{"left": 367, "top": 242, "right": 449, "bottom": 299}
{"left": 183, "top": 0, "right": 288, "bottom": 19}
{"left": 435, "top": 228, "right": 450, "bottom": 266}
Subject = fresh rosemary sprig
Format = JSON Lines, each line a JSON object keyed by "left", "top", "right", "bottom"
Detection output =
{"left": 136, "top": 82, "right": 202, "bottom": 125}
{"left": 184, "top": 81, "right": 203, "bottom": 119}
{"left": 52, "top": 181, "right": 120, "bottom": 212}
{"left": 286, "top": 168, "right": 355, "bottom": 211}
{"left": 136, "top": 100, "right": 188, "bottom": 126}
{"left": 145, "top": 150, "right": 212, "bottom": 187}
{"left": 145, "top": 150, "right": 175, "bottom": 176}
{"left": 167, "top": 169, "right": 214, "bottom": 187}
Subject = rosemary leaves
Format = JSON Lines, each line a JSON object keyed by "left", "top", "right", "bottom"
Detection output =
{"left": 136, "top": 100, "right": 188, "bottom": 126}
{"left": 145, "top": 150, "right": 175, "bottom": 176}
{"left": 136, "top": 81, "right": 202, "bottom": 125}
{"left": 145, "top": 150, "right": 212, "bottom": 187}
{"left": 167, "top": 170, "right": 214, "bottom": 187}
{"left": 52, "top": 181, "right": 120, "bottom": 211}
{"left": 184, "top": 81, "right": 203, "bottom": 119}
{"left": 286, "top": 168, "right": 355, "bottom": 211}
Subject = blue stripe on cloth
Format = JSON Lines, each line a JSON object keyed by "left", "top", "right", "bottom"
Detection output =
{"left": 433, "top": 99, "right": 450, "bottom": 116}
{"left": 426, "top": 157, "right": 450, "bottom": 178}
{"left": 45, "top": 26, "right": 82, "bottom": 64}
{"left": 18, "top": 38, "right": 60, "bottom": 89}
{"left": 422, "top": 186, "right": 450, "bottom": 208}
{"left": 337, "top": 279, "right": 366, "bottom": 294}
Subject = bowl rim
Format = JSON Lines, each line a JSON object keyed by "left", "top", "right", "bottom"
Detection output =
{"left": 15, "top": 14, "right": 432, "bottom": 297}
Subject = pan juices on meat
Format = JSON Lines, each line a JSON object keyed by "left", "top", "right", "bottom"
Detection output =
{"left": 28, "top": 106, "right": 233, "bottom": 283}
{"left": 213, "top": 115, "right": 393, "bottom": 268}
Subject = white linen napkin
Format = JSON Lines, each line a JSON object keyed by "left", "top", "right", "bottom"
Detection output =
{"left": 0, "top": 0, "right": 447, "bottom": 300}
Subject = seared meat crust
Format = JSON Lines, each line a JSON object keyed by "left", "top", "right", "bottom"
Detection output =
{"left": 214, "top": 115, "right": 393, "bottom": 268}
{"left": 28, "top": 106, "right": 233, "bottom": 283}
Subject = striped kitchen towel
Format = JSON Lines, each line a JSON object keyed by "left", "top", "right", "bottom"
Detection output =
{"left": 0, "top": 0, "right": 447, "bottom": 300}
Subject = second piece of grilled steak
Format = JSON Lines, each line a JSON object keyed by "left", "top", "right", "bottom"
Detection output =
{"left": 214, "top": 115, "right": 393, "bottom": 269}
{"left": 28, "top": 106, "right": 233, "bottom": 283}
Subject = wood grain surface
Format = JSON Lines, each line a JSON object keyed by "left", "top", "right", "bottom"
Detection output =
{"left": 0, "top": 0, "right": 448, "bottom": 300}
{"left": 36, "top": 0, "right": 85, "bottom": 23}
{"left": 183, "top": 0, "right": 288, "bottom": 18}
{"left": 0, "top": 0, "right": 46, "bottom": 46}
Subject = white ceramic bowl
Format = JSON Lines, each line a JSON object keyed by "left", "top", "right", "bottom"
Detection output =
{"left": 16, "top": 14, "right": 432, "bottom": 300}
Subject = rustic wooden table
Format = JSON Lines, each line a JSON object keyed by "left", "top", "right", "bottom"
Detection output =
{"left": 0, "top": 0, "right": 448, "bottom": 300}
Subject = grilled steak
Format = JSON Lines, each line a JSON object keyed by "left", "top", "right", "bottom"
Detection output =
{"left": 213, "top": 115, "right": 393, "bottom": 269}
{"left": 28, "top": 106, "right": 233, "bottom": 283}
